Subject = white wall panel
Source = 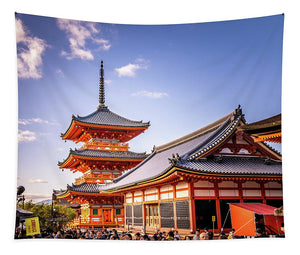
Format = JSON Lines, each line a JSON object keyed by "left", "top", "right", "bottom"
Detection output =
{"left": 243, "top": 189, "right": 261, "bottom": 197}
{"left": 265, "top": 189, "right": 283, "bottom": 197}
{"left": 219, "top": 189, "right": 239, "bottom": 197}
{"left": 194, "top": 189, "right": 215, "bottom": 197}
{"left": 160, "top": 192, "right": 173, "bottom": 200}
{"left": 194, "top": 181, "right": 214, "bottom": 188}
{"left": 176, "top": 190, "right": 188, "bottom": 198}
{"left": 218, "top": 181, "right": 238, "bottom": 188}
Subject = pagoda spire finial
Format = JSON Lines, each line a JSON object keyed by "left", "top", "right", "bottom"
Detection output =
{"left": 98, "top": 60, "right": 105, "bottom": 108}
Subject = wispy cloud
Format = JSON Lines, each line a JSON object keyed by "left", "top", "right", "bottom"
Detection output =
{"left": 18, "top": 118, "right": 59, "bottom": 126}
{"left": 18, "top": 130, "right": 37, "bottom": 143}
{"left": 57, "top": 18, "right": 111, "bottom": 60}
{"left": 56, "top": 69, "right": 65, "bottom": 77}
{"left": 28, "top": 179, "right": 48, "bottom": 184}
{"left": 115, "top": 58, "right": 149, "bottom": 77}
{"left": 131, "top": 90, "right": 169, "bottom": 99}
{"left": 16, "top": 18, "right": 49, "bottom": 79}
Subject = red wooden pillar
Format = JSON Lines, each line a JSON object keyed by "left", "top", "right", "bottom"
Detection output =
{"left": 188, "top": 181, "right": 196, "bottom": 233}
{"left": 131, "top": 192, "right": 135, "bottom": 227}
{"left": 142, "top": 190, "right": 146, "bottom": 232}
{"left": 238, "top": 181, "right": 244, "bottom": 202}
{"left": 172, "top": 184, "right": 177, "bottom": 230}
{"left": 157, "top": 187, "right": 161, "bottom": 230}
{"left": 259, "top": 181, "right": 267, "bottom": 204}
{"left": 214, "top": 182, "right": 222, "bottom": 233}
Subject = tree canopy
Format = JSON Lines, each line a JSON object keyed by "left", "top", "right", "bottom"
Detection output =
{"left": 17, "top": 201, "right": 76, "bottom": 232}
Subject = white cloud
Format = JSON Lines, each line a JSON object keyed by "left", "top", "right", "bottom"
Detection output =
{"left": 131, "top": 90, "right": 169, "bottom": 99}
{"left": 28, "top": 179, "right": 48, "bottom": 184}
{"left": 56, "top": 69, "right": 64, "bottom": 77}
{"left": 16, "top": 18, "right": 49, "bottom": 79}
{"left": 57, "top": 18, "right": 111, "bottom": 60}
{"left": 115, "top": 58, "right": 149, "bottom": 77}
{"left": 18, "top": 130, "right": 37, "bottom": 143}
{"left": 18, "top": 118, "right": 59, "bottom": 126}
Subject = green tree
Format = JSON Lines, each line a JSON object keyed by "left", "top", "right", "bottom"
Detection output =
{"left": 17, "top": 201, "right": 76, "bottom": 232}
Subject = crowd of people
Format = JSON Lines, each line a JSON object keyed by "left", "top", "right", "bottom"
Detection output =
{"left": 15, "top": 227, "right": 235, "bottom": 240}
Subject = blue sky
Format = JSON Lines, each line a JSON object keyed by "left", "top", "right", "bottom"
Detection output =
{"left": 16, "top": 13, "right": 283, "bottom": 202}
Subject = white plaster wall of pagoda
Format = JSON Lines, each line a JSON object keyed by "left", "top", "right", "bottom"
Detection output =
{"left": 242, "top": 189, "right": 261, "bottom": 197}
{"left": 91, "top": 218, "right": 101, "bottom": 222}
{"left": 194, "top": 180, "right": 214, "bottom": 188}
{"left": 81, "top": 203, "right": 89, "bottom": 209}
{"left": 194, "top": 189, "right": 215, "bottom": 197}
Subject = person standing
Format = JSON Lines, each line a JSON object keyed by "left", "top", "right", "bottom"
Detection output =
{"left": 193, "top": 229, "right": 200, "bottom": 240}
{"left": 174, "top": 230, "right": 181, "bottom": 240}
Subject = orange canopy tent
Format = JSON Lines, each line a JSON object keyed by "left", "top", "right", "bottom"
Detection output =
{"left": 229, "top": 203, "right": 284, "bottom": 237}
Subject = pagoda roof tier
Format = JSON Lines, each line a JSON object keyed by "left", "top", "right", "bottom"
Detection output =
{"left": 100, "top": 106, "right": 282, "bottom": 192}
{"left": 61, "top": 106, "right": 150, "bottom": 143}
{"left": 56, "top": 182, "right": 122, "bottom": 200}
{"left": 67, "top": 183, "right": 103, "bottom": 193}
{"left": 238, "top": 113, "right": 281, "bottom": 143}
{"left": 238, "top": 114, "right": 281, "bottom": 135}
{"left": 58, "top": 149, "right": 148, "bottom": 172}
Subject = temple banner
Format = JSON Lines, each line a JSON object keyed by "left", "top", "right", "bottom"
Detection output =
{"left": 25, "top": 217, "right": 40, "bottom": 236}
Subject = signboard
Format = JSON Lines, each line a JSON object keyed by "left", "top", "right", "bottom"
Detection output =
{"left": 25, "top": 217, "right": 40, "bottom": 236}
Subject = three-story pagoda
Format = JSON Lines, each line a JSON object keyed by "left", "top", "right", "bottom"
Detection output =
{"left": 57, "top": 61, "right": 150, "bottom": 229}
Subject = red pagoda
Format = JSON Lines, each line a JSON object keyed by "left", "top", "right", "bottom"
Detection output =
{"left": 57, "top": 61, "right": 150, "bottom": 229}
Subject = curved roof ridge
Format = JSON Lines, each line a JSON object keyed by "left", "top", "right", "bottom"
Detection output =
{"left": 240, "top": 113, "right": 281, "bottom": 130}
{"left": 73, "top": 106, "right": 150, "bottom": 127}
{"left": 183, "top": 116, "right": 233, "bottom": 160}
{"left": 72, "top": 148, "right": 147, "bottom": 155}
{"left": 155, "top": 111, "right": 235, "bottom": 153}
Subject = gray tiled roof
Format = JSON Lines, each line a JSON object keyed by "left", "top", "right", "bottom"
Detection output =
{"left": 70, "top": 149, "right": 148, "bottom": 159}
{"left": 101, "top": 113, "right": 233, "bottom": 191}
{"left": 73, "top": 106, "right": 150, "bottom": 128}
{"left": 100, "top": 107, "right": 282, "bottom": 191}
{"left": 67, "top": 183, "right": 103, "bottom": 193}
{"left": 174, "top": 156, "right": 282, "bottom": 175}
